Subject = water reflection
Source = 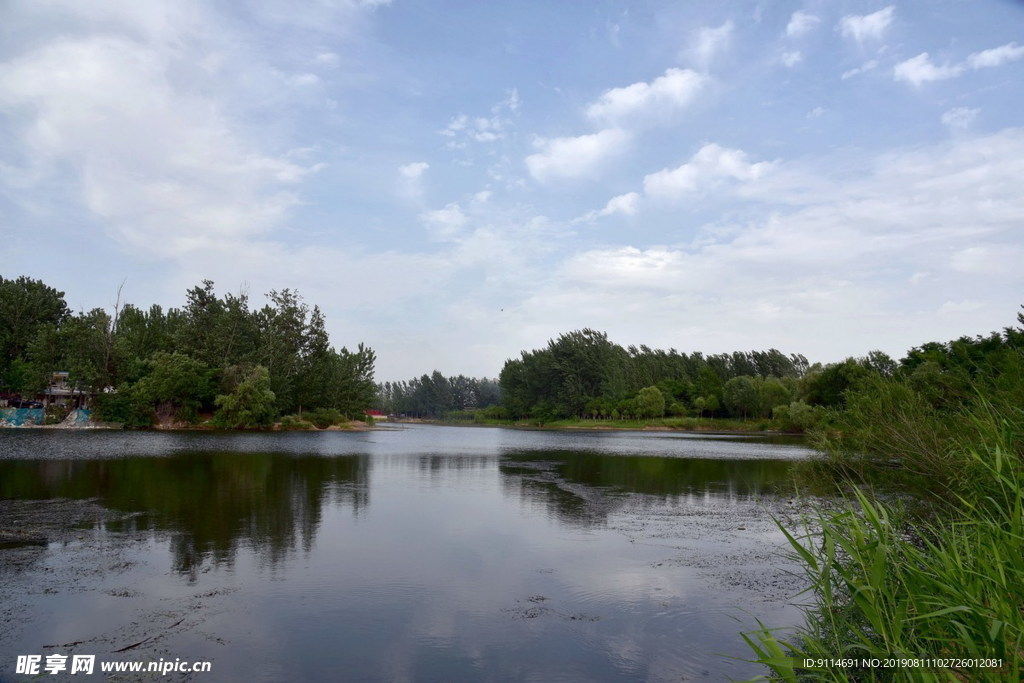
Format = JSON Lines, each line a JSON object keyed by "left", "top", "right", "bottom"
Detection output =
{"left": 500, "top": 450, "right": 795, "bottom": 526}
{"left": 0, "top": 426, "right": 813, "bottom": 681}
{"left": 0, "top": 429, "right": 801, "bottom": 576}
{"left": 0, "top": 453, "right": 369, "bottom": 578}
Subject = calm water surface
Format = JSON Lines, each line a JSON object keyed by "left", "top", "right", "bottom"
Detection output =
{"left": 0, "top": 425, "right": 817, "bottom": 682}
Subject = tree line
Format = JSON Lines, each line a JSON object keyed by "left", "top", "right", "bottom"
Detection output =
{"left": 377, "top": 371, "right": 501, "bottom": 418}
{"left": 0, "top": 275, "right": 375, "bottom": 427}
{"left": 494, "top": 317, "right": 1024, "bottom": 430}
{"left": 496, "top": 328, "right": 815, "bottom": 423}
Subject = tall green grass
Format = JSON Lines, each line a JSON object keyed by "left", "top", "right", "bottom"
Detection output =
{"left": 745, "top": 392, "right": 1024, "bottom": 681}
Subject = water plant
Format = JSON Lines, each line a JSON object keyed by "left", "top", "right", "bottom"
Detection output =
{"left": 745, "top": 398, "right": 1023, "bottom": 681}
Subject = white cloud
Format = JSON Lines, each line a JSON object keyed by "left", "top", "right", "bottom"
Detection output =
{"left": 780, "top": 51, "right": 802, "bottom": 68}
{"left": 941, "top": 107, "right": 979, "bottom": 130}
{"left": 841, "top": 60, "right": 879, "bottom": 79}
{"left": 0, "top": 32, "right": 315, "bottom": 257}
{"left": 839, "top": 6, "right": 895, "bottom": 43}
{"left": 786, "top": 11, "right": 820, "bottom": 38}
{"left": 397, "top": 162, "right": 429, "bottom": 200}
{"left": 399, "top": 162, "right": 429, "bottom": 179}
{"left": 642, "top": 143, "right": 772, "bottom": 199}
{"left": 0, "top": 1, "right": 397, "bottom": 258}
{"left": 440, "top": 90, "right": 519, "bottom": 149}
{"left": 967, "top": 42, "right": 1024, "bottom": 69}
{"left": 950, "top": 245, "right": 1022, "bottom": 275}
{"left": 573, "top": 192, "right": 641, "bottom": 224}
{"left": 585, "top": 68, "right": 706, "bottom": 126}
{"left": 893, "top": 41, "right": 1024, "bottom": 88}
{"left": 526, "top": 130, "right": 1024, "bottom": 363}
{"left": 314, "top": 51, "right": 340, "bottom": 67}
{"left": 893, "top": 53, "right": 965, "bottom": 86}
{"left": 289, "top": 72, "right": 320, "bottom": 87}
{"left": 525, "top": 128, "right": 632, "bottom": 183}
{"left": 603, "top": 192, "right": 640, "bottom": 215}
{"left": 687, "top": 21, "right": 733, "bottom": 70}
{"left": 420, "top": 203, "right": 467, "bottom": 240}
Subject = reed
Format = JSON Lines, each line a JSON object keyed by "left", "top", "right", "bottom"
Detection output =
{"left": 745, "top": 397, "right": 1024, "bottom": 681}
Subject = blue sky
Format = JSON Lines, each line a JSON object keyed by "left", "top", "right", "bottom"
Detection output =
{"left": 2, "top": 1, "right": 1022, "bottom": 380}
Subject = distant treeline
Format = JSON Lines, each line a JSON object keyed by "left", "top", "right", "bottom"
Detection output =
{"left": 377, "top": 371, "right": 501, "bottom": 418}
{"left": 0, "top": 275, "right": 375, "bottom": 427}
{"left": 492, "top": 319, "right": 1024, "bottom": 427}
{"left": 496, "top": 328, "right": 814, "bottom": 422}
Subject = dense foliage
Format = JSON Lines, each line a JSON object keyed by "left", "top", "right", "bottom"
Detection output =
{"left": 747, "top": 306, "right": 1024, "bottom": 680}
{"left": 377, "top": 371, "right": 501, "bottom": 418}
{"left": 0, "top": 275, "right": 375, "bottom": 427}
{"left": 497, "top": 328, "right": 816, "bottom": 423}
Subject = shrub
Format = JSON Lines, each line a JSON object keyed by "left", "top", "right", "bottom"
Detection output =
{"left": 278, "top": 414, "right": 314, "bottom": 430}
{"left": 772, "top": 400, "right": 823, "bottom": 433}
{"left": 213, "top": 365, "right": 276, "bottom": 429}
{"left": 305, "top": 407, "right": 343, "bottom": 429}
{"left": 43, "top": 404, "right": 69, "bottom": 425}
{"left": 93, "top": 391, "right": 152, "bottom": 427}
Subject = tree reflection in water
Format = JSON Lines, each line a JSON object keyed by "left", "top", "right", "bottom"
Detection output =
{"left": 0, "top": 453, "right": 369, "bottom": 580}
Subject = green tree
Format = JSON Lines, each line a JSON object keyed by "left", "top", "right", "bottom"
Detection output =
{"left": 0, "top": 275, "right": 69, "bottom": 383}
{"left": 635, "top": 385, "right": 666, "bottom": 419}
{"left": 60, "top": 309, "right": 115, "bottom": 394}
{"left": 329, "top": 344, "right": 377, "bottom": 417}
{"left": 134, "top": 351, "right": 213, "bottom": 423}
{"left": 803, "top": 358, "right": 871, "bottom": 407}
{"left": 758, "top": 377, "right": 792, "bottom": 417}
{"left": 772, "top": 400, "right": 821, "bottom": 432}
{"left": 723, "top": 375, "right": 759, "bottom": 419}
{"left": 213, "top": 365, "right": 277, "bottom": 428}
{"left": 174, "top": 281, "right": 259, "bottom": 369}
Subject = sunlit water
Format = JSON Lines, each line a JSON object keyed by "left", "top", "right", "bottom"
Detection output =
{"left": 0, "top": 425, "right": 818, "bottom": 682}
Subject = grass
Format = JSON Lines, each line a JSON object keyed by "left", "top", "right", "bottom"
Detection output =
{"left": 745, "top": 396, "right": 1024, "bottom": 681}
{"left": 456, "top": 414, "right": 785, "bottom": 432}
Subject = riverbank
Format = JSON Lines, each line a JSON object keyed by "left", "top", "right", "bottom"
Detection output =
{"left": 396, "top": 415, "right": 803, "bottom": 436}
{"left": 0, "top": 408, "right": 377, "bottom": 432}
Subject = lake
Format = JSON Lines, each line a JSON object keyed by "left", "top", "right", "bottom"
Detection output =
{"left": 0, "top": 425, "right": 818, "bottom": 682}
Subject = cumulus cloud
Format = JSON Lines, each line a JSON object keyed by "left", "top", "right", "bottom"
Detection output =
{"left": 893, "top": 53, "right": 964, "bottom": 86}
{"left": 525, "top": 129, "right": 632, "bottom": 183}
{"left": 894, "top": 42, "right": 1024, "bottom": 87}
{"left": 786, "top": 11, "right": 820, "bottom": 38}
{"left": 642, "top": 143, "right": 772, "bottom": 199}
{"left": 0, "top": 0, "right": 366, "bottom": 258}
{"left": 572, "top": 192, "right": 641, "bottom": 224}
{"left": 687, "top": 21, "right": 733, "bottom": 70}
{"left": 585, "top": 68, "right": 707, "bottom": 126}
{"left": 967, "top": 42, "right": 1024, "bottom": 69}
{"left": 839, "top": 6, "right": 895, "bottom": 43}
{"left": 526, "top": 130, "right": 1024, "bottom": 362}
{"left": 0, "top": 33, "right": 315, "bottom": 256}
